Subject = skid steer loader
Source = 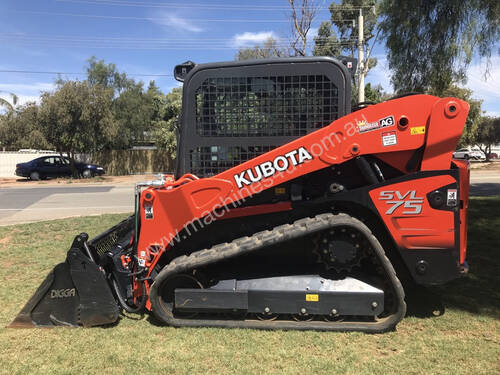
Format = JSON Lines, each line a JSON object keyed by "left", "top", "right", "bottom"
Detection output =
{"left": 10, "top": 57, "right": 470, "bottom": 332}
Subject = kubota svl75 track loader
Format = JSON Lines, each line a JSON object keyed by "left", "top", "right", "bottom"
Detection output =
{"left": 10, "top": 57, "right": 470, "bottom": 332}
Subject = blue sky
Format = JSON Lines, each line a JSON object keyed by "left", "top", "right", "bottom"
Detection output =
{"left": 1, "top": 0, "right": 498, "bottom": 116}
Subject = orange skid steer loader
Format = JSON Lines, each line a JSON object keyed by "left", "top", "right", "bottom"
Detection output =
{"left": 10, "top": 57, "right": 470, "bottom": 332}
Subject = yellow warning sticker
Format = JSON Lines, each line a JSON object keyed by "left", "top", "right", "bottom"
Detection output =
{"left": 410, "top": 126, "right": 426, "bottom": 135}
{"left": 275, "top": 187, "right": 286, "bottom": 195}
{"left": 305, "top": 294, "right": 319, "bottom": 302}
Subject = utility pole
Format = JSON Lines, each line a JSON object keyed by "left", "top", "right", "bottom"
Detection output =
{"left": 357, "top": 8, "right": 365, "bottom": 103}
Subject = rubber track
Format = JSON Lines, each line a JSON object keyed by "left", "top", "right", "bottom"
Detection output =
{"left": 149, "top": 213, "right": 406, "bottom": 332}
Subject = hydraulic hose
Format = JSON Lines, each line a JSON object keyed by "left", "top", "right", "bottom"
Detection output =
{"left": 111, "top": 276, "right": 147, "bottom": 314}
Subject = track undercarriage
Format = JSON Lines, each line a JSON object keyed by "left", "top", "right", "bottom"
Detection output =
{"left": 149, "top": 213, "right": 406, "bottom": 332}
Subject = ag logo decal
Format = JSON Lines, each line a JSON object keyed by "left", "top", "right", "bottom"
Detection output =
{"left": 379, "top": 190, "right": 424, "bottom": 215}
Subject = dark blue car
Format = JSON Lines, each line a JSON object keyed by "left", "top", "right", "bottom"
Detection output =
{"left": 15, "top": 156, "right": 105, "bottom": 180}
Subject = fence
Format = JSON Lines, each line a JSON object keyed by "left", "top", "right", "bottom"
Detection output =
{"left": 79, "top": 150, "right": 175, "bottom": 176}
{"left": 0, "top": 150, "right": 175, "bottom": 178}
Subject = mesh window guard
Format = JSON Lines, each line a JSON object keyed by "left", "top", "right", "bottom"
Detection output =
{"left": 195, "top": 75, "right": 339, "bottom": 137}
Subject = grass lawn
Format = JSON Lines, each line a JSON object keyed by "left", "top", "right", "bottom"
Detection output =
{"left": 0, "top": 197, "right": 499, "bottom": 375}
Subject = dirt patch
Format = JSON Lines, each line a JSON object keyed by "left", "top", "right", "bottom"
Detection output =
{"left": 0, "top": 234, "right": 13, "bottom": 246}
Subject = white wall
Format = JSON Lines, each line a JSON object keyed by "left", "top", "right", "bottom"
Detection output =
{"left": 0, "top": 152, "right": 57, "bottom": 178}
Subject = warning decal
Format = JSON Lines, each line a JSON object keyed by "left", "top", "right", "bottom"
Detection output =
{"left": 305, "top": 294, "right": 319, "bottom": 302}
{"left": 410, "top": 126, "right": 426, "bottom": 135}
{"left": 382, "top": 131, "right": 397, "bottom": 146}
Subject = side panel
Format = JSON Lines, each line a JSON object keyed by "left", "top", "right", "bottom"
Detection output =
{"left": 369, "top": 174, "right": 462, "bottom": 284}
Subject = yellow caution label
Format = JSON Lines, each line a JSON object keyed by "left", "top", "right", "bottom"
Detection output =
{"left": 305, "top": 294, "right": 319, "bottom": 302}
{"left": 275, "top": 187, "right": 286, "bottom": 195}
{"left": 410, "top": 126, "right": 426, "bottom": 135}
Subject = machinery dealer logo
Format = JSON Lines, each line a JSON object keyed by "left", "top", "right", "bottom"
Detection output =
{"left": 357, "top": 115, "right": 395, "bottom": 133}
{"left": 234, "top": 146, "right": 313, "bottom": 188}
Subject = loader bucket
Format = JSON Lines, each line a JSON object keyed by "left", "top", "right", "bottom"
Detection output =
{"left": 9, "top": 233, "right": 120, "bottom": 328}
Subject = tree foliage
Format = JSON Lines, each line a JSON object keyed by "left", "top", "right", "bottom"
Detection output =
{"left": 153, "top": 87, "right": 181, "bottom": 159}
{"left": 0, "top": 57, "right": 181, "bottom": 158}
{"left": 475, "top": 117, "right": 500, "bottom": 161}
{"left": 37, "top": 81, "right": 117, "bottom": 164}
{"left": 313, "top": 0, "right": 377, "bottom": 73}
{"left": 0, "top": 93, "right": 19, "bottom": 113}
{"left": 313, "top": 22, "right": 341, "bottom": 57}
{"left": 85, "top": 56, "right": 135, "bottom": 95}
{"left": 235, "top": 38, "right": 289, "bottom": 61}
{"left": 379, "top": 0, "right": 500, "bottom": 94}
{"left": 0, "top": 103, "right": 51, "bottom": 150}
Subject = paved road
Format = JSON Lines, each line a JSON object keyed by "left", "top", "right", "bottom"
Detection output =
{"left": 0, "top": 185, "right": 134, "bottom": 226}
{"left": 0, "top": 170, "right": 498, "bottom": 226}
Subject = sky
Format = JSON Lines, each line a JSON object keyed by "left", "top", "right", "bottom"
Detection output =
{"left": 0, "top": 0, "right": 499, "bottom": 116}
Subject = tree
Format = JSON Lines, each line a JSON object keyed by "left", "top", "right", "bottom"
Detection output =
{"left": 379, "top": 0, "right": 500, "bottom": 94}
{"left": 153, "top": 87, "right": 181, "bottom": 159}
{"left": 37, "top": 80, "right": 118, "bottom": 175}
{"left": 288, "top": 0, "right": 319, "bottom": 56}
{"left": 0, "top": 103, "right": 51, "bottom": 150}
{"left": 85, "top": 56, "right": 134, "bottom": 95}
{"left": 235, "top": 37, "right": 289, "bottom": 61}
{"left": 475, "top": 117, "right": 500, "bottom": 161}
{"left": 112, "top": 80, "right": 156, "bottom": 149}
{"left": 363, "top": 83, "right": 389, "bottom": 103}
{"left": 312, "top": 1, "right": 378, "bottom": 68}
{"left": 312, "top": 21, "right": 341, "bottom": 57}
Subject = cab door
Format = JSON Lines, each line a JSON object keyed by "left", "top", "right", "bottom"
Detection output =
{"left": 39, "top": 157, "right": 59, "bottom": 177}
{"left": 56, "top": 157, "right": 72, "bottom": 177}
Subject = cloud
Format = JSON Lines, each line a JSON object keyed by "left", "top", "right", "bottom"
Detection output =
{"left": 152, "top": 13, "right": 203, "bottom": 33}
{"left": 231, "top": 31, "right": 278, "bottom": 48}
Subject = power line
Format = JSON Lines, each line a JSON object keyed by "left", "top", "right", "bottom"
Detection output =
{"left": 56, "top": 0, "right": 374, "bottom": 11}
{"left": 0, "top": 33, "right": 358, "bottom": 50}
{"left": 9, "top": 10, "right": 355, "bottom": 24}
{"left": 0, "top": 69, "right": 173, "bottom": 77}
{"left": 0, "top": 33, "right": 357, "bottom": 43}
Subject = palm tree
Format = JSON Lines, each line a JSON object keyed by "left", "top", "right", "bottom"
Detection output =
{"left": 0, "top": 92, "right": 19, "bottom": 112}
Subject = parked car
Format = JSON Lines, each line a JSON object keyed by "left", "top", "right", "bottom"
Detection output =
{"left": 15, "top": 156, "right": 105, "bottom": 180}
{"left": 452, "top": 147, "right": 486, "bottom": 160}
{"left": 487, "top": 152, "right": 498, "bottom": 160}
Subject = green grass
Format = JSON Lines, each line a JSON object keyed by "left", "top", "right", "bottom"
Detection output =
{"left": 0, "top": 198, "right": 499, "bottom": 375}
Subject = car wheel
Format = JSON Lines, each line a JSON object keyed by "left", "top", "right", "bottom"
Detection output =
{"left": 464, "top": 154, "right": 470, "bottom": 160}
{"left": 30, "top": 171, "right": 41, "bottom": 181}
{"left": 82, "top": 169, "right": 94, "bottom": 178}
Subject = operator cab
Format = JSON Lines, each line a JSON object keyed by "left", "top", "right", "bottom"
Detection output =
{"left": 174, "top": 57, "right": 355, "bottom": 178}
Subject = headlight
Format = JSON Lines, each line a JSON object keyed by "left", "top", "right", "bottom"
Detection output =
{"left": 97, "top": 167, "right": 104, "bottom": 170}
{"left": 87, "top": 165, "right": 93, "bottom": 168}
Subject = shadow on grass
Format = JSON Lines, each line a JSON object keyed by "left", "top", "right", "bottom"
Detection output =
{"left": 406, "top": 196, "right": 500, "bottom": 319}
